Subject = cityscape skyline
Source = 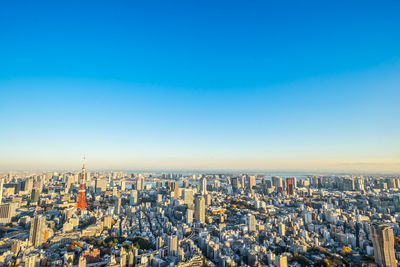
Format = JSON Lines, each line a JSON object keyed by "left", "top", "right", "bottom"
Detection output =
{"left": 1, "top": 2, "right": 400, "bottom": 266}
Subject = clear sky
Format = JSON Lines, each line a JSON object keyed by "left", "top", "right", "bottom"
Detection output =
{"left": 0, "top": 0, "right": 399, "bottom": 172}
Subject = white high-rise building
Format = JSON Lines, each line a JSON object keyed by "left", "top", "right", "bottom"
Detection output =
{"left": 130, "top": 190, "right": 138, "bottom": 205}
{"left": 241, "top": 175, "right": 246, "bottom": 189}
{"left": 200, "top": 177, "right": 207, "bottom": 195}
{"left": 186, "top": 209, "right": 194, "bottom": 224}
{"left": 24, "top": 178, "right": 33, "bottom": 194}
{"left": 183, "top": 189, "right": 193, "bottom": 206}
{"left": 24, "top": 254, "right": 38, "bottom": 267}
{"left": 195, "top": 195, "right": 205, "bottom": 223}
{"left": 279, "top": 223, "right": 286, "bottom": 236}
{"left": 121, "top": 179, "right": 126, "bottom": 191}
{"left": 137, "top": 175, "right": 145, "bottom": 191}
{"left": 248, "top": 214, "right": 256, "bottom": 232}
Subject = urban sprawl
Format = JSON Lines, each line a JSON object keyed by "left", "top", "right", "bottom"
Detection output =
{"left": 0, "top": 162, "right": 399, "bottom": 267}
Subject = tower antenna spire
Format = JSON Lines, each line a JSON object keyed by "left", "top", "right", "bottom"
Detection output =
{"left": 76, "top": 155, "right": 88, "bottom": 211}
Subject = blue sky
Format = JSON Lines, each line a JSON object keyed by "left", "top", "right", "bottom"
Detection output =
{"left": 0, "top": 0, "right": 399, "bottom": 172}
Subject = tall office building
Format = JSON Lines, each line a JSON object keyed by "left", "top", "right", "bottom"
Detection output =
{"left": 200, "top": 177, "right": 207, "bottom": 195}
{"left": 128, "top": 250, "right": 134, "bottom": 266}
{"left": 247, "top": 175, "right": 256, "bottom": 190}
{"left": 186, "top": 209, "right": 194, "bottom": 224}
{"left": 121, "top": 179, "right": 126, "bottom": 191}
{"left": 183, "top": 189, "right": 193, "bottom": 206}
{"left": 0, "top": 203, "right": 16, "bottom": 224}
{"left": 157, "top": 194, "right": 163, "bottom": 204}
{"left": 66, "top": 175, "right": 74, "bottom": 192}
{"left": 195, "top": 195, "right": 205, "bottom": 223}
{"left": 355, "top": 177, "right": 365, "bottom": 191}
{"left": 11, "top": 240, "right": 21, "bottom": 256}
{"left": 248, "top": 214, "right": 256, "bottom": 232}
{"left": 95, "top": 178, "right": 107, "bottom": 193}
{"left": 371, "top": 223, "right": 397, "bottom": 267}
{"left": 156, "top": 236, "right": 164, "bottom": 250}
{"left": 275, "top": 255, "right": 288, "bottom": 267}
{"left": 279, "top": 223, "right": 286, "bottom": 236}
{"left": 272, "top": 176, "right": 283, "bottom": 188}
{"left": 286, "top": 178, "right": 295, "bottom": 195}
{"left": 31, "top": 189, "right": 41, "bottom": 203}
{"left": 171, "top": 181, "right": 179, "bottom": 200}
{"left": 45, "top": 172, "right": 52, "bottom": 184}
{"left": 78, "top": 255, "right": 86, "bottom": 267}
{"left": 168, "top": 235, "right": 178, "bottom": 257}
{"left": 103, "top": 216, "right": 112, "bottom": 229}
{"left": 130, "top": 190, "right": 138, "bottom": 205}
{"left": 114, "top": 198, "right": 121, "bottom": 215}
{"left": 231, "top": 177, "right": 239, "bottom": 191}
{"left": 137, "top": 175, "right": 145, "bottom": 191}
{"left": 86, "top": 171, "right": 91, "bottom": 182}
{"left": 24, "top": 254, "right": 39, "bottom": 267}
{"left": 29, "top": 215, "right": 46, "bottom": 248}
{"left": 240, "top": 175, "right": 246, "bottom": 189}
{"left": 120, "top": 250, "right": 127, "bottom": 266}
{"left": 21, "top": 178, "right": 33, "bottom": 194}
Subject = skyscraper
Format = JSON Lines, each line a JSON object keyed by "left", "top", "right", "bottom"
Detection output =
{"left": 168, "top": 235, "right": 178, "bottom": 257}
{"left": 183, "top": 189, "right": 193, "bottom": 206}
{"left": 272, "top": 176, "right": 283, "bottom": 190}
{"left": 78, "top": 255, "right": 86, "bottom": 267}
{"left": 24, "top": 254, "right": 38, "bottom": 267}
{"left": 0, "top": 203, "right": 16, "bottom": 224}
{"left": 275, "top": 255, "right": 288, "bottom": 267}
{"left": 247, "top": 175, "right": 256, "bottom": 190}
{"left": 355, "top": 177, "right": 365, "bottom": 191}
{"left": 371, "top": 223, "right": 397, "bottom": 267}
{"left": 31, "top": 188, "right": 40, "bottom": 203}
{"left": 200, "top": 177, "right": 207, "bottom": 195}
{"left": 171, "top": 181, "right": 179, "bottom": 200}
{"left": 231, "top": 177, "right": 239, "bottom": 191}
{"left": 248, "top": 214, "right": 256, "bottom": 232}
{"left": 240, "top": 175, "right": 246, "bottom": 189}
{"left": 286, "top": 177, "right": 295, "bottom": 195}
{"left": 130, "top": 190, "right": 138, "bottom": 205}
{"left": 29, "top": 215, "right": 46, "bottom": 248}
{"left": 114, "top": 198, "right": 121, "bottom": 215}
{"left": 137, "top": 175, "right": 145, "bottom": 191}
{"left": 186, "top": 209, "right": 194, "bottom": 224}
{"left": 121, "top": 179, "right": 126, "bottom": 191}
{"left": 195, "top": 195, "right": 205, "bottom": 223}
{"left": 279, "top": 223, "right": 286, "bottom": 236}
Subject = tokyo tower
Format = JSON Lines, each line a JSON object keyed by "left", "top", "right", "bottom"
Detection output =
{"left": 75, "top": 156, "right": 88, "bottom": 211}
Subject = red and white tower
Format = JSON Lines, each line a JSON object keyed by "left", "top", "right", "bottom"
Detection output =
{"left": 75, "top": 156, "right": 88, "bottom": 211}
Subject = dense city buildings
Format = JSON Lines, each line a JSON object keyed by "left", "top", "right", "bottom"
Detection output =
{"left": 0, "top": 164, "right": 400, "bottom": 266}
